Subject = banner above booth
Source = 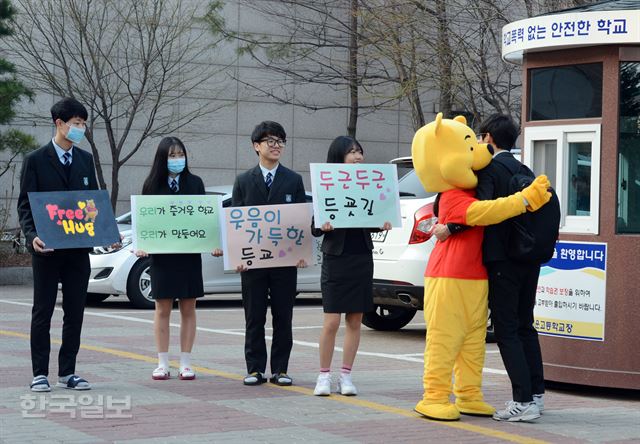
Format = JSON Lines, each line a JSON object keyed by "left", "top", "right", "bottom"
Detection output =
{"left": 502, "top": 10, "right": 640, "bottom": 63}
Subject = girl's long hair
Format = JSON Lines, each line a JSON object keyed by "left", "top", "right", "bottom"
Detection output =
{"left": 142, "top": 137, "right": 190, "bottom": 195}
{"left": 326, "top": 136, "right": 363, "bottom": 164}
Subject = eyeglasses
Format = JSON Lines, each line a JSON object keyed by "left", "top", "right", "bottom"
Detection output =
{"left": 260, "top": 137, "right": 286, "bottom": 148}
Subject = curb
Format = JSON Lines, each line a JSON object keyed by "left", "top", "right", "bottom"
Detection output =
{"left": 0, "top": 267, "right": 33, "bottom": 285}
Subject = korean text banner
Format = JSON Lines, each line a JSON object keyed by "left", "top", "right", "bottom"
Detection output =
{"left": 28, "top": 190, "right": 120, "bottom": 249}
{"left": 310, "top": 163, "right": 401, "bottom": 228}
{"left": 534, "top": 241, "right": 607, "bottom": 341}
{"left": 221, "top": 203, "right": 313, "bottom": 270}
{"left": 131, "top": 195, "right": 222, "bottom": 254}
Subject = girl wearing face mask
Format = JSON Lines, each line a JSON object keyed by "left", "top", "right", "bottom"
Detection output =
{"left": 136, "top": 137, "right": 221, "bottom": 381}
{"left": 311, "top": 136, "right": 392, "bottom": 396}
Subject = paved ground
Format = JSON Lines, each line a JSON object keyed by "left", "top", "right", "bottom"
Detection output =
{"left": 1, "top": 285, "right": 638, "bottom": 444}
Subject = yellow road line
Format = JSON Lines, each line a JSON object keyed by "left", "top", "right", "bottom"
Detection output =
{"left": 1, "top": 329, "right": 548, "bottom": 444}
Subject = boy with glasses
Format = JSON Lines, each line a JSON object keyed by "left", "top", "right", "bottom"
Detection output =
{"left": 232, "top": 121, "right": 306, "bottom": 386}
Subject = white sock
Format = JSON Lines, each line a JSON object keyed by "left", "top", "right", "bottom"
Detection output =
{"left": 158, "top": 352, "right": 169, "bottom": 369}
{"left": 180, "top": 352, "right": 191, "bottom": 369}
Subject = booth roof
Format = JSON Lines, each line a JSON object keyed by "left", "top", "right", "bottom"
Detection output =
{"left": 541, "top": 0, "right": 640, "bottom": 15}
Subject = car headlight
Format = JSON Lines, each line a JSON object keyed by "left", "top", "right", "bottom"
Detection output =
{"left": 91, "top": 236, "right": 132, "bottom": 255}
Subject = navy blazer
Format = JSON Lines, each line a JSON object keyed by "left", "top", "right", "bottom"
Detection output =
{"left": 476, "top": 151, "right": 523, "bottom": 264}
{"left": 144, "top": 173, "right": 205, "bottom": 196}
{"left": 17, "top": 141, "right": 99, "bottom": 253}
{"left": 232, "top": 164, "right": 306, "bottom": 207}
{"left": 311, "top": 221, "right": 377, "bottom": 256}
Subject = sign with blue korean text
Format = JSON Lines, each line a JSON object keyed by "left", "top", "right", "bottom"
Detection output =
{"left": 28, "top": 190, "right": 120, "bottom": 249}
{"left": 310, "top": 163, "right": 401, "bottom": 229}
{"left": 502, "top": 10, "right": 640, "bottom": 62}
{"left": 533, "top": 241, "right": 606, "bottom": 341}
{"left": 221, "top": 203, "right": 313, "bottom": 270}
{"left": 131, "top": 195, "right": 222, "bottom": 254}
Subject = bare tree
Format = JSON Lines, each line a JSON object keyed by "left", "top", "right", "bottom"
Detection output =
{"left": 206, "top": 0, "right": 402, "bottom": 138}
{"left": 9, "top": 0, "right": 226, "bottom": 208}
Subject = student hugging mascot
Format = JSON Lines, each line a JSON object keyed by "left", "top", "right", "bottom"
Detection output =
{"left": 411, "top": 113, "right": 551, "bottom": 421}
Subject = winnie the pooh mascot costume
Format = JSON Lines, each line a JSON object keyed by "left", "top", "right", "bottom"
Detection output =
{"left": 412, "top": 113, "right": 550, "bottom": 421}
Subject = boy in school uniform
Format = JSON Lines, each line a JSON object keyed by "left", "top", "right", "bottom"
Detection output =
{"left": 232, "top": 121, "right": 306, "bottom": 386}
{"left": 18, "top": 97, "right": 99, "bottom": 392}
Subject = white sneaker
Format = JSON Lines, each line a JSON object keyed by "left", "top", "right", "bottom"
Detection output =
{"left": 493, "top": 400, "right": 540, "bottom": 422}
{"left": 533, "top": 394, "right": 544, "bottom": 413}
{"left": 313, "top": 373, "right": 331, "bottom": 396}
{"left": 338, "top": 373, "right": 357, "bottom": 396}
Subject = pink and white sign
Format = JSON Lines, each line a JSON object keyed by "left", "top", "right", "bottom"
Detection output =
{"left": 221, "top": 203, "right": 314, "bottom": 270}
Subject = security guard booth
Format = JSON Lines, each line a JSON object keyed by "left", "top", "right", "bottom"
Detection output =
{"left": 502, "top": 1, "right": 640, "bottom": 389}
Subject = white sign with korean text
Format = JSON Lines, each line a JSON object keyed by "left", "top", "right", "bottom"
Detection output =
{"left": 502, "top": 10, "right": 640, "bottom": 62}
{"left": 534, "top": 241, "right": 606, "bottom": 341}
{"left": 310, "top": 163, "right": 401, "bottom": 229}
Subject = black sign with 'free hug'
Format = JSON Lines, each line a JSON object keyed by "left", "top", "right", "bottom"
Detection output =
{"left": 28, "top": 190, "right": 120, "bottom": 249}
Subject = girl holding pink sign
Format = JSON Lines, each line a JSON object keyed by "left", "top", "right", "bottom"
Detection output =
{"left": 311, "top": 136, "right": 392, "bottom": 396}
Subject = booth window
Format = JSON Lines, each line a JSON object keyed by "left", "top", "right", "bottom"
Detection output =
{"left": 528, "top": 63, "right": 602, "bottom": 121}
{"left": 525, "top": 125, "right": 601, "bottom": 234}
{"left": 617, "top": 62, "right": 640, "bottom": 234}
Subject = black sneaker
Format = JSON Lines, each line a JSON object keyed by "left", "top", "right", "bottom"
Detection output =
{"left": 243, "top": 372, "right": 266, "bottom": 386}
{"left": 270, "top": 373, "right": 292, "bottom": 386}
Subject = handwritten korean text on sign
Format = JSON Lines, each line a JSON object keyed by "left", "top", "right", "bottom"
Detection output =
{"left": 221, "top": 203, "right": 313, "bottom": 270}
{"left": 310, "top": 163, "right": 401, "bottom": 228}
{"left": 131, "top": 195, "right": 222, "bottom": 254}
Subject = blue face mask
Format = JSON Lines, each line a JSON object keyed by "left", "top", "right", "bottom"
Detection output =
{"left": 167, "top": 158, "right": 186, "bottom": 174}
{"left": 65, "top": 123, "right": 86, "bottom": 144}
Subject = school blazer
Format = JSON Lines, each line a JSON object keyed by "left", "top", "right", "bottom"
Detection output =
{"left": 231, "top": 164, "right": 306, "bottom": 207}
{"left": 17, "top": 141, "right": 99, "bottom": 254}
{"left": 310, "top": 226, "right": 376, "bottom": 256}
{"left": 475, "top": 151, "right": 523, "bottom": 264}
{"left": 145, "top": 173, "right": 205, "bottom": 196}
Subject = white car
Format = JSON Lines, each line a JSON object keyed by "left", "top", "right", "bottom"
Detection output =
{"left": 87, "top": 186, "right": 322, "bottom": 309}
{"left": 366, "top": 157, "right": 438, "bottom": 330}
{"left": 367, "top": 158, "right": 495, "bottom": 340}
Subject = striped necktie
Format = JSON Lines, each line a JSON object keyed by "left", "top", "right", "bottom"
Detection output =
{"left": 63, "top": 152, "right": 71, "bottom": 166}
{"left": 265, "top": 171, "right": 273, "bottom": 190}
{"left": 170, "top": 179, "right": 178, "bottom": 193}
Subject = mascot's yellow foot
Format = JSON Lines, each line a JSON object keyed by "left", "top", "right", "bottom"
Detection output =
{"left": 455, "top": 400, "right": 495, "bottom": 417}
{"left": 415, "top": 401, "right": 460, "bottom": 421}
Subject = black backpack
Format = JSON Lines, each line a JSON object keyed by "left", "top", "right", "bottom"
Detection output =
{"left": 494, "top": 157, "right": 561, "bottom": 264}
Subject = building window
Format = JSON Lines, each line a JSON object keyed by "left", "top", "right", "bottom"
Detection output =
{"left": 618, "top": 62, "right": 640, "bottom": 234}
{"left": 528, "top": 63, "right": 603, "bottom": 121}
{"left": 524, "top": 125, "right": 601, "bottom": 234}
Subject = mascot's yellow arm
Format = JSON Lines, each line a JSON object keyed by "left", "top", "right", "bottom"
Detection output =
{"left": 465, "top": 193, "right": 526, "bottom": 226}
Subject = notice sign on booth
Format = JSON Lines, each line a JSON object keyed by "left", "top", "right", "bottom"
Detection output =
{"left": 534, "top": 241, "right": 607, "bottom": 341}
{"left": 28, "top": 190, "right": 120, "bottom": 249}
{"left": 310, "top": 163, "right": 401, "bottom": 229}
{"left": 131, "top": 195, "right": 222, "bottom": 254}
{"left": 221, "top": 203, "right": 313, "bottom": 270}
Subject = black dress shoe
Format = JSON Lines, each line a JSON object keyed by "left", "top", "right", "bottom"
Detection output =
{"left": 243, "top": 372, "right": 267, "bottom": 386}
{"left": 270, "top": 373, "right": 292, "bottom": 386}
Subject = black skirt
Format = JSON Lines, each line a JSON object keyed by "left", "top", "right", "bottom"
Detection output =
{"left": 321, "top": 252, "right": 374, "bottom": 313}
{"left": 149, "top": 253, "right": 204, "bottom": 300}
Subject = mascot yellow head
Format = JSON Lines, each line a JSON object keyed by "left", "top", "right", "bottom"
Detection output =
{"left": 411, "top": 113, "right": 494, "bottom": 193}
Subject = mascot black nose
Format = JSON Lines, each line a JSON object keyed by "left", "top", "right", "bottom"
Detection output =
{"left": 486, "top": 143, "right": 494, "bottom": 155}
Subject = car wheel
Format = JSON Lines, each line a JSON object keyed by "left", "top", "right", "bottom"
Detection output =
{"left": 362, "top": 305, "right": 417, "bottom": 331}
{"left": 126, "top": 258, "right": 155, "bottom": 309}
{"left": 85, "top": 293, "right": 109, "bottom": 305}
